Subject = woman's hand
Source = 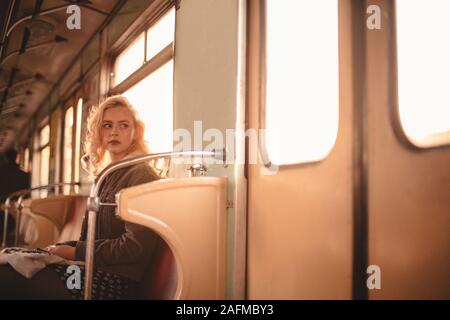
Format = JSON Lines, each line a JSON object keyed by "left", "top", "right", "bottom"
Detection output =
{"left": 46, "top": 245, "right": 76, "bottom": 261}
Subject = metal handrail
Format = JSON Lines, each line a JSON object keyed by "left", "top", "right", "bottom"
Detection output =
{"left": 84, "top": 148, "right": 227, "bottom": 300}
{"left": 1, "top": 189, "right": 28, "bottom": 247}
{"left": 1, "top": 182, "right": 81, "bottom": 247}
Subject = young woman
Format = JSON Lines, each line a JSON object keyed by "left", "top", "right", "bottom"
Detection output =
{"left": 0, "top": 96, "right": 160, "bottom": 299}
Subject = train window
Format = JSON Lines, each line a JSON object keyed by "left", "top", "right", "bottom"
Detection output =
{"left": 114, "top": 33, "right": 146, "bottom": 85}
{"left": 63, "top": 107, "right": 74, "bottom": 194}
{"left": 396, "top": 0, "right": 450, "bottom": 147}
{"left": 74, "top": 98, "right": 83, "bottom": 193}
{"left": 146, "top": 8, "right": 175, "bottom": 61}
{"left": 22, "top": 147, "right": 29, "bottom": 172}
{"left": 39, "top": 124, "right": 50, "bottom": 147}
{"left": 264, "top": 0, "right": 339, "bottom": 165}
{"left": 123, "top": 60, "right": 174, "bottom": 152}
{"left": 40, "top": 146, "right": 50, "bottom": 196}
{"left": 39, "top": 125, "right": 50, "bottom": 197}
{"left": 114, "top": 7, "right": 175, "bottom": 153}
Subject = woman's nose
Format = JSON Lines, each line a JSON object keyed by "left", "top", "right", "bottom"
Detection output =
{"left": 111, "top": 126, "right": 119, "bottom": 136}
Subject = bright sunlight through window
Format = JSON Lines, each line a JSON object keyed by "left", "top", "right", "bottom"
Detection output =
{"left": 39, "top": 124, "right": 49, "bottom": 147}
{"left": 74, "top": 98, "right": 83, "bottom": 193}
{"left": 123, "top": 61, "right": 173, "bottom": 153}
{"left": 114, "top": 33, "right": 145, "bottom": 85}
{"left": 146, "top": 8, "right": 175, "bottom": 61}
{"left": 39, "top": 125, "right": 50, "bottom": 198}
{"left": 63, "top": 107, "right": 73, "bottom": 194}
{"left": 265, "top": 0, "right": 339, "bottom": 165}
{"left": 396, "top": 0, "right": 450, "bottom": 148}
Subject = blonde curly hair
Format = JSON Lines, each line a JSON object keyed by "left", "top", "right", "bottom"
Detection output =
{"left": 82, "top": 95, "right": 151, "bottom": 177}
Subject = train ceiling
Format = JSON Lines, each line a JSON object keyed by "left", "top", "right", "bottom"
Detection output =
{"left": 0, "top": 0, "right": 121, "bottom": 153}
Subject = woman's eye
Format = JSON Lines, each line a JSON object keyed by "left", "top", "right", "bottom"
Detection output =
{"left": 120, "top": 123, "right": 129, "bottom": 129}
{"left": 102, "top": 123, "right": 112, "bottom": 128}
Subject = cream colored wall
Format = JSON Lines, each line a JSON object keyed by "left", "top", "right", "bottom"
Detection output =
{"left": 173, "top": 0, "right": 243, "bottom": 298}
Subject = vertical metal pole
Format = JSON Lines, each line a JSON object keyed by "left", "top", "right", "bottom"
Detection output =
{"left": 14, "top": 194, "right": 27, "bottom": 247}
{"left": 84, "top": 209, "right": 97, "bottom": 300}
{"left": 2, "top": 200, "right": 9, "bottom": 247}
{"left": 14, "top": 203, "right": 21, "bottom": 247}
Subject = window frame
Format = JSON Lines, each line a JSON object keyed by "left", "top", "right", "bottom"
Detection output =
{"left": 108, "top": 4, "right": 175, "bottom": 159}
{"left": 109, "top": 5, "right": 175, "bottom": 95}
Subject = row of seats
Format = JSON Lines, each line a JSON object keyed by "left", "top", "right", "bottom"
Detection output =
{"left": 2, "top": 160, "right": 227, "bottom": 299}
{"left": 3, "top": 194, "right": 176, "bottom": 299}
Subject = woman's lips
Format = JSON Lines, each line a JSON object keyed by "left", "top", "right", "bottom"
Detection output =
{"left": 108, "top": 140, "right": 120, "bottom": 145}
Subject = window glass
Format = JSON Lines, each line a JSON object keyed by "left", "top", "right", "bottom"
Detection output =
{"left": 74, "top": 99, "right": 83, "bottom": 193}
{"left": 23, "top": 147, "right": 29, "bottom": 172}
{"left": 39, "top": 125, "right": 50, "bottom": 147}
{"left": 31, "top": 137, "right": 40, "bottom": 196}
{"left": 123, "top": 61, "right": 173, "bottom": 153}
{"left": 37, "top": 125, "right": 51, "bottom": 197}
{"left": 40, "top": 146, "right": 50, "bottom": 198}
{"left": 396, "top": 0, "right": 450, "bottom": 147}
{"left": 146, "top": 8, "right": 175, "bottom": 61}
{"left": 265, "top": 0, "right": 339, "bottom": 165}
{"left": 63, "top": 107, "right": 74, "bottom": 194}
{"left": 114, "top": 33, "right": 145, "bottom": 85}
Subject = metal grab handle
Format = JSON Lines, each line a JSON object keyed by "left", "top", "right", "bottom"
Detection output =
{"left": 187, "top": 163, "right": 208, "bottom": 177}
{"left": 84, "top": 148, "right": 227, "bottom": 300}
{"left": 1, "top": 182, "right": 81, "bottom": 247}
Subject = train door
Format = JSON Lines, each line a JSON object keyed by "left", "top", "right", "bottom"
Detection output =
{"left": 246, "top": 0, "right": 450, "bottom": 299}
{"left": 246, "top": 0, "right": 355, "bottom": 299}
{"left": 366, "top": 0, "right": 450, "bottom": 299}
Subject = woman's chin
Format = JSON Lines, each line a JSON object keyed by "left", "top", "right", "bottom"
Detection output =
{"left": 107, "top": 147, "right": 124, "bottom": 155}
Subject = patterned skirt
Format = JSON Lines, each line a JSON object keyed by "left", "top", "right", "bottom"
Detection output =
{"left": 51, "top": 264, "right": 138, "bottom": 300}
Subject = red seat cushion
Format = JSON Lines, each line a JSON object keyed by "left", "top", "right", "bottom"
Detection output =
{"left": 138, "top": 239, "right": 178, "bottom": 299}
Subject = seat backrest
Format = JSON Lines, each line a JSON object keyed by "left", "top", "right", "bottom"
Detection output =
{"left": 30, "top": 195, "right": 75, "bottom": 231}
{"left": 138, "top": 238, "right": 178, "bottom": 300}
{"left": 18, "top": 195, "right": 86, "bottom": 247}
{"left": 55, "top": 196, "right": 86, "bottom": 243}
{"left": 19, "top": 198, "right": 57, "bottom": 248}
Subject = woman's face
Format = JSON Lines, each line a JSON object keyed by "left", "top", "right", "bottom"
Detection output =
{"left": 101, "top": 106, "right": 135, "bottom": 162}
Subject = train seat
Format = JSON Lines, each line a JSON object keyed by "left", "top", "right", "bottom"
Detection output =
{"left": 117, "top": 176, "right": 227, "bottom": 299}
{"left": 18, "top": 195, "right": 86, "bottom": 248}
{"left": 138, "top": 238, "right": 178, "bottom": 299}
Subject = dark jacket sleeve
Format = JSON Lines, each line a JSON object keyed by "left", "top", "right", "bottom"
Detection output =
{"left": 74, "top": 221, "right": 158, "bottom": 265}
{"left": 74, "top": 165, "right": 159, "bottom": 265}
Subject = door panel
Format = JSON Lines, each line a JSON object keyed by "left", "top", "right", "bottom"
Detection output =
{"left": 247, "top": 0, "right": 450, "bottom": 299}
{"left": 246, "top": 0, "right": 354, "bottom": 299}
{"left": 367, "top": 0, "right": 450, "bottom": 299}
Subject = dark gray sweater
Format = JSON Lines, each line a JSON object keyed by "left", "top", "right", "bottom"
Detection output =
{"left": 73, "top": 163, "right": 160, "bottom": 281}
